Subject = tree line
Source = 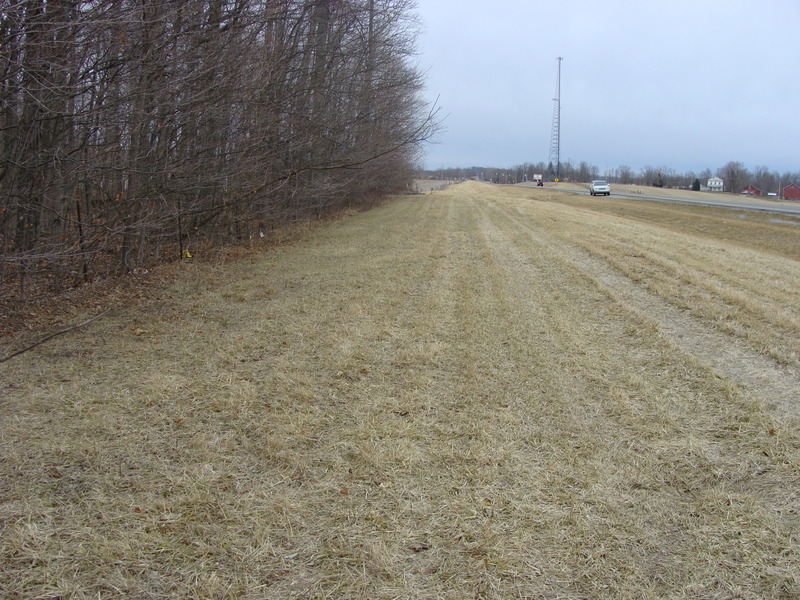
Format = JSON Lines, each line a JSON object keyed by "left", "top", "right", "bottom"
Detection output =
{"left": 423, "top": 161, "right": 799, "bottom": 194}
{"left": 1, "top": 0, "right": 437, "bottom": 302}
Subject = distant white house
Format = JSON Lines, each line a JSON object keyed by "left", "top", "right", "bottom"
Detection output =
{"left": 708, "top": 177, "right": 724, "bottom": 192}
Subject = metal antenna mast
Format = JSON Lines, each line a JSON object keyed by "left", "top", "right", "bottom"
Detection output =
{"left": 549, "top": 57, "right": 563, "bottom": 180}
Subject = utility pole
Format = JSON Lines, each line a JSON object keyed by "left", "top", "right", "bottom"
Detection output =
{"left": 549, "top": 57, "right": 563, "bottom": 181}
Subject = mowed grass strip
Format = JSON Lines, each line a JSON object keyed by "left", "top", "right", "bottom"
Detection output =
{"left": 539, "top": 189, "right": 800, "bottom": 367}
{"left": 1, "top": 182, "right": 799, "bottom": 599}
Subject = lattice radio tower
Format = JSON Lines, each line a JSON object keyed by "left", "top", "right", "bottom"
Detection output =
{"left": 548, "top": 57, "right": 563, "bottom": 180}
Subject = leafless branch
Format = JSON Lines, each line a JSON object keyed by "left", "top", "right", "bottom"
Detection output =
{"left": 0, "top": 309, "right": 112, "bottom": 364}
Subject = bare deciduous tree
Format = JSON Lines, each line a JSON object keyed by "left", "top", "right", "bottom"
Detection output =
{"left": 718, "top": 161, "right": 749, "bottom": 194}
{"left": 1, "top": 0, "right": 440, "bottom": 305}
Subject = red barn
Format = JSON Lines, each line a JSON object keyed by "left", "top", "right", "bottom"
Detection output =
{"left": 783, "top": 183, "right": 800, "bottom": 201}
{"left": 740, "top": 185, "right": 762, "bottom": 196}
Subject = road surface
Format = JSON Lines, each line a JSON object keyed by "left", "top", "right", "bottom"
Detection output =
{"left": 520, "top": 182, "right": 800, "bottom": 217}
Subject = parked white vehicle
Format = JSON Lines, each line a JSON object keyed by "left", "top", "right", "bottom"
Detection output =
{"left": 589, "top": 180, "right": 611, "bottom": 196}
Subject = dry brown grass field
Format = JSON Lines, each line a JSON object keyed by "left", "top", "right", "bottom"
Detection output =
{"left": 2, "top": 181, "right": 799, "bottom": 599}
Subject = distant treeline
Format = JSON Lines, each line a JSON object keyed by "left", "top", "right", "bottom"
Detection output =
{"left": 1, "top": 0, "right": 437, "bottom": 301}
{"left": 421, "top": 161, "right": 799, "bottom": 193}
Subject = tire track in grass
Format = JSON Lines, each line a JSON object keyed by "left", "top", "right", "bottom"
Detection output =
{"left": 434, "top": 188, "right": 693, "bottom": 597}
{"left": 418, "top": 191, "right": 585, "bottom": 596}
{"left": 335, "top": 189, "right": 626, "bottom": 596}
{"left": 538, "top": 190, "right": 800, "bottom": 369}
{"left": 264, "top": 187, "right": 800, "bottom": 599}
{"left": 372, "top": 191, "right": 550, "bottom": 595}
{"left": 3, "top": 184, "right": 798, "bottom": 599}
{"left": 488, "top": 192, "right": 800, "bottom": 416}
{"left": 461, "top": 185, "right": 800, "bottom": 597}
{"left": 264, "top": 190, "right": 533, "bottom": 597}
{"left": 548, "top": 205, "right": 800, "bottom": 368}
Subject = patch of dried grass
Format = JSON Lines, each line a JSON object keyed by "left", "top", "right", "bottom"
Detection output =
{"left": 2, "top": 183, "right": 799, "bottom": 598}
{"left": 518, "top": 187, "right": 800, "bottom": 369}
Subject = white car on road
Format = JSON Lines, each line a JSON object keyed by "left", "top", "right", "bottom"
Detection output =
{"left": 589, "top": 180, "right": 611, "bottom": 196}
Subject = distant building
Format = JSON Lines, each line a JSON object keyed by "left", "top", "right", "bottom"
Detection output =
{"left": 740, "top": 185, "right": 762, "bottom": 196}
{"left": 783, "top": 183, "right": 800, "bottom": 201}
{"left": 707, "top": 177, "right": 724, "bottom": 192}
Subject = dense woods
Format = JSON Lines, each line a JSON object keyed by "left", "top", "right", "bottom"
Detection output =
{"left": 1, "top": 0, "right": 436, "bottom": 302}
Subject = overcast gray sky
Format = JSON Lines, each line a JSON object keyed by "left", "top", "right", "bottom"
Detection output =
{"left": 414, "top": 0, "right": 800, "bottom": 175}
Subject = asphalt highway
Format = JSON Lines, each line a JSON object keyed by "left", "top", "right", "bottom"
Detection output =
{"left": 558, "top": 186, "right": 800, "bottom": 217}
